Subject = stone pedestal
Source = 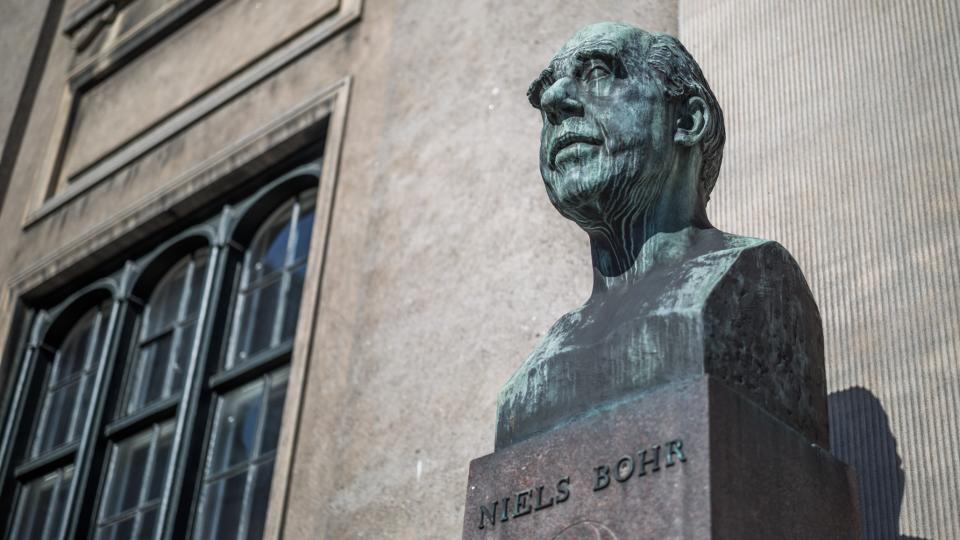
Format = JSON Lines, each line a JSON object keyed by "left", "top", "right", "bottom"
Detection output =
{"left": 463, "top": 376, "right": 861, "bottom": 539}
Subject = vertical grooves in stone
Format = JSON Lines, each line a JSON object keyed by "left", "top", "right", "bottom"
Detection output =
{"left": 679, "top": 1, "right": 960, "bottom": 537}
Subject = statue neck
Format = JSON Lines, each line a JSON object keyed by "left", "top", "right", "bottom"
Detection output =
{"left": 586, "top": 161, "right": 711, "bottom": 296}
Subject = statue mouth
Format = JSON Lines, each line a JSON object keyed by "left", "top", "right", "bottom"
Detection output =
{"left": 550, "top": 133, "right": 603, "bottom": 169}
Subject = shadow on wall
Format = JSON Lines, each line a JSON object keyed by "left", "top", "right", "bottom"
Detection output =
{"left": 829, "top": 387, "right": 926, "bottom": 540}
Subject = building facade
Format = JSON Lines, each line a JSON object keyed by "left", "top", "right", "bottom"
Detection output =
{"left": 0, "top": 0, "right": 957, "bottom": 538}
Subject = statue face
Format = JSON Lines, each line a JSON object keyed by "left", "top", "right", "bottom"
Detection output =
{"left": 531, "top": 23, "right": 673, "bottom": 222}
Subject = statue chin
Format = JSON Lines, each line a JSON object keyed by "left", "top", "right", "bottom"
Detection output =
{"left": 546, "top": 169, "right": 666, "bottom": 229}
{"left": 544, "top": 168, "right": 614, "bottom": 217}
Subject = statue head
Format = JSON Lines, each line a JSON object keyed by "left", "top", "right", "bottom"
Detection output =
{"left": 528, "top": 22, "right": 725, "bottom": 233}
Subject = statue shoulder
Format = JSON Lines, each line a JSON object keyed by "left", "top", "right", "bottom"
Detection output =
{"left": 704, "top": 231, "right": 807, "bottom": 277}
{"left": 686, "top": 231, "right": 817, "bottom": 308}
{"left": 726, "top": 235, "right": 809, "bottom": 281}
{"left": 706, "top": 232, "right": 820, "bottom": 319}
{"left": 699, "top": 233, "right": 827, "bottom": 446}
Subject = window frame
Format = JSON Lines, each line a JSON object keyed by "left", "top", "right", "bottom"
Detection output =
{"left": 0, "top": 283, "right": 123, "bottom": 540}
{"left": 0, "top": 160, "right": 324, "bottom": 540}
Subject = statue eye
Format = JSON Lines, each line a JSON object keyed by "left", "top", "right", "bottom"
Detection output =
{"left": 583, "top": 62, "right": 611, "bottom": 83}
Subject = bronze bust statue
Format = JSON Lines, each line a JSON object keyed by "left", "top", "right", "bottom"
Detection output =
{"left": 496, "top": 23, "right": 827, "bottom": 450}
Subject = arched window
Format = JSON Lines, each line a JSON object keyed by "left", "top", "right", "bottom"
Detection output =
{"left": 195, "top": 188, "right": 316, "bottom": 539}
{"left": 124, "top": 250, "right": 208, "bottom": 414}
{"left": 32, "top": 302, "right": 111, "bottom": 456}
{"left": 227, "top": 189, "right": 316, "bottom": 368}
{"left": 0, "top": 161, "right": 326, "bottom": 540}
{"left": 96, "top": 248, "right": 209, "bottom": 539}
{"left": 10, "top": 299, "right": 113, "bottom": 539}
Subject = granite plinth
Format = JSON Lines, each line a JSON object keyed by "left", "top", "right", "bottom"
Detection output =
{"left": 464, "top": 376, "right": 860, "bottom": 539}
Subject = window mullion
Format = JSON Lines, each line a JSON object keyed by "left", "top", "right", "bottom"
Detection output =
{"left": 226, "top": 253, "right": 252, "bottom": 370}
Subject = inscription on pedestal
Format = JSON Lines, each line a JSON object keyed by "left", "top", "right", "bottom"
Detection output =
{"left": 475, "top": 439, "right": 686, "bottom": 531}
{"left": 464, "top": 378, "right": 861, "bottom": 539}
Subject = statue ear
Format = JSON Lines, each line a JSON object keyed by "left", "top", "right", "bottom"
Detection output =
{"left": 674, "top": 96, "right": 709, "bottom": 146}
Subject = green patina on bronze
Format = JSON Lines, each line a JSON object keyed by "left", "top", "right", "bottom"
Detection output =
{"left": 496, "top": 23, "right": 827, "bottom": 450}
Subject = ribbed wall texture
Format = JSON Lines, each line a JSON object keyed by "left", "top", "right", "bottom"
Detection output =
{"left": 680, "top": 1, "right": 960, "bottom": 538}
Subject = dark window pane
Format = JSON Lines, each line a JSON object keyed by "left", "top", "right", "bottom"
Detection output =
{"left": 11, "top": 465, "right": 73, "bottom": 540}
{"left": 13, "top": 474, "right": 54, "bottom": 539}
{"left": 130, "top": 334, "right": 173, "bottom": 411}
{"left": 198, "top": 471, "right": 247, "bottom": 540}
{"left": 148, "top": 424, "right": 175, "bottom": 501}
{"left": 53, "top": 476, "right": 72, "bottom": 539}
{"left": 260, "top": 368, "right": 290, "bottom": 455}
{"left": 170, "top": 320, "right": 197, "bottom": 391}
{"left": 197, "top": 369, "right": 290, "bottom": 539}
{"left": 250, "top": 215, "right": 292, "bottom": 283}
{"left": 57, "top": 320, "right": 93, "bottom": 379}
{"left": 71, "top": 373, "right": 97, "bottom": 441}
{"left": 35, "top": 366, "right": 97, "bottom": 456}
{"left": 186, "top": 252, "right": 209, "bottom": 317}
{"left": 293, "top": 206, "right": 315, "bottom": 262}
{"left": 281, "top": 265, "right": 306, "bottom": 342}
{"left": 35, "top": 380, "right": 77, "bottom": 453}
{"left": 103, "top": 428, "right": 153, "bottom": 516}
{"left": 96, "top": 516, "right": 135, "bottom": 540}
{"left": 237, "top": 280, "right": 280, "bottom": 362}
{"left": 226, "top": 191, "right": 318, "bottom": 368}
{"left": 246, "top": 460, "right": 277, "bottom": 540}
{"left": 145, "top": 261, "right": 189, "bottom": 337}
{"left": 210, "top": 379, "right": 264, "bottom": 475}
{"left": 99, "top": 421, "right": 174, "bottom": 538}
{"left": 125, "top": 249, "right": 207, "bottom": 414}
{"left": 139, "top": 507, "right": 160, "bottom": 540}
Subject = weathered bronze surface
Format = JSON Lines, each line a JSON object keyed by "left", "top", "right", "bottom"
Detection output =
{"left": 466, "top": 376, "right": 861, "bottom": 539}
{"left": 497, "top": 23, "right": 827, "bottom": 450}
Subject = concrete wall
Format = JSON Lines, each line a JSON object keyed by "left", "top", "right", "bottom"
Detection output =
{"left": 0, "top": 0, "right": 957, "bottom": 539}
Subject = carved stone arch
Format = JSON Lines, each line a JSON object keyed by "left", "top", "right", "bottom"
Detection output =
{"left": 126, "top": 225, "right": 217, "bottom": 305}
{"left": 39, "top": 281, "right": 118, "bottom": 348}
{"left": 227, "top": 161, "right": 322, "bottom": 251}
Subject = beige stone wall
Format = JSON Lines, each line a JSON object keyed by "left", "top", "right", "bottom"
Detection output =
{"left": 0, "top": 0, "right": 47, "bottom": 154}
{"left": 680, "top": 1, "right": 960, "bottom": 538}
{"left": 0, "top": 0, "right": 55, "bottom": 207}
{"left": 0, "top": 0, "right": 957, "bottom": 538}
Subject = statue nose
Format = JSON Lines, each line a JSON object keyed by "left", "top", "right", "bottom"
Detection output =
{"left": 541, "top": 78, "right": 584, "bottom": 125}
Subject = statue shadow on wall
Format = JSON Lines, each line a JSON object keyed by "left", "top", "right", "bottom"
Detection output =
{"left": 829, "top": 387, "right": 927, "bottom": 540}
